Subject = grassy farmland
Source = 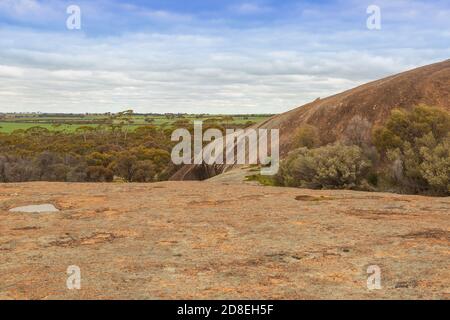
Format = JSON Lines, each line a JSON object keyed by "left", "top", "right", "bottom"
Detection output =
{"left": 0, "top": 113, "right": 273, "bottom": 133}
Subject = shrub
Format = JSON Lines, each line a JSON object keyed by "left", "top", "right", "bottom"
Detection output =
{"left": 293, "top": 125, "right": 321, "bottom": 148}
{"left": 344, "top": 115, "right": 372, "bottom": 147}
{"left": 86, "top": 166, "right": 114, "bottom": 182}
{"left": 67, "top": 164, "right": 88, "bottom": 182}
{"left": 3, "top": 158, "right": 37, "bottom": 182}
{"left": 373, "top": 105, "right": 450, "bottom": 195}
{"left": 420, "top": 134, "right": 450, "bottom": 194}
{"left": 277, "top": 143, "right": 372, "bottom": 189}
{"left": 132, "top": 160, "right": 157, "bottom": 182}
{"left": 373, "top": 105, "right": 450, "bottom": 154}
{"left": 111, "top": 154, "right": 137, "bottom": 182}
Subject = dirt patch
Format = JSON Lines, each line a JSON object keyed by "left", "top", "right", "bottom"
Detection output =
{"left": 188, "top": 199, "right": 235, "bottom": 207}
{"left": 401, "top": 229, "right": 450, "bottom": 241}
{"left": 344, "top": 209, "right": 412, "bottom": 220}
{"left": 48, "top": 232, "right": 120, "bottom": 248}
{"left": 295, "top": 195, "right": 335, "bottom": 201}
{"left": 12, "top": 226, "right": 41, "bottom": 231}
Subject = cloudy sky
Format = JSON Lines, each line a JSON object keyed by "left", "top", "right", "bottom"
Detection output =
{"left": 0, "top": 0, "right": 449, "bottom": 114}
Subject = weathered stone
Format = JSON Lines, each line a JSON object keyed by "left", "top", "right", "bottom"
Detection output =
{"left": 0, "top": 181, "right": 448, "bottom": 299}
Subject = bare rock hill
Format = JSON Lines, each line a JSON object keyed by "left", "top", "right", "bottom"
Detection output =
{"left": 172, "top": 59, "right": 450, "bottom": 181}
{"left": 261, "top": 59, "right": 450, "bottom": 153}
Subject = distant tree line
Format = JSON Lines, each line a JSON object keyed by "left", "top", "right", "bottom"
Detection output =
{"left": 0, "top": 121, "right": 175, "bottom": 183}
{"left": 0, "top": 111, "right": 258, "bottom": 183}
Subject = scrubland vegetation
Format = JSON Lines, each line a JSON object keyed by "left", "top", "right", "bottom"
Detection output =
{"left": 276, "top": 105, "right": 450, "bottom": 196}
{"left": 1, "top": 106, "right": 448, "bottom": 196}
{"left": 0, "top": 112, "right": 258, "bottom": 183}
{"left": 0, "top": 125, "right": 173, "bottom": 183}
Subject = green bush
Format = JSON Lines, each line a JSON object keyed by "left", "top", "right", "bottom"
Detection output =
{"left": 420, "top": 134, "right": 450, "bottom": 194}
{"left": 277, "top": 143, "right": 372, "bottom": 190}
{"left": 373, "top": 105, "right": 450, "bottom": 195}
{"left": 373, "top": 105, "right": 450, "bottom": 153}
{"left": 293, "top": 125, "right": 321, "bottom": 148}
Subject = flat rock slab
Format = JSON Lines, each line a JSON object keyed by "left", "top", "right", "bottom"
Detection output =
{"left": 9, "top": 204, "right": 59, "bottom": 213}
{"left": 0, "top": 181, "right": 449, "bottom": 299}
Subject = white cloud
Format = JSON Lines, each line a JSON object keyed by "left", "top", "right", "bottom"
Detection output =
{"left": 0, "top": 0, "right": 62, "bottom": 22}
{"left": 0, "top": 65, "right": 25, "bottom": 78}
{"left": 231, "top": 3, "right": 272, "bottom": 15}
{"left": 0, "top": 0, "right": 448, "bottom": 114}
{"left": 0, "top": 0, "right": 41, "bottom": 15}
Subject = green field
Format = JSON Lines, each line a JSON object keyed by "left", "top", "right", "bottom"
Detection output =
{"left": 0, "top": 113, "right": 272, "bottom": 133}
